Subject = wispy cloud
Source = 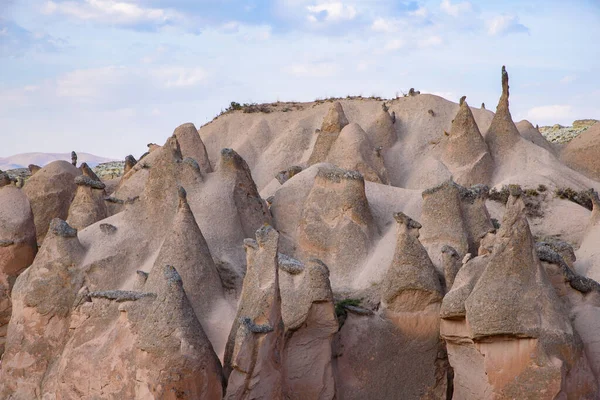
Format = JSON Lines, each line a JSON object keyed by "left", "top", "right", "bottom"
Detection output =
{"left": 42, "top": 0, "right": 183, "bottom": 27}
{"left": 440, "top": 0, "right": 473, "bottom": 17}
{"left": 487, "top": 14, "right": 529, "bottom": 36}
{"left": 560, "top": 75, "right": 577, "bottom": 84}
{"left": 306, "top": 2, "right": 357, "bottom": 23}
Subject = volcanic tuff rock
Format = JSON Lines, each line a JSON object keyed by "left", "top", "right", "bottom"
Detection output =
{"left": 3, "top": 66, "right": 600, "bottom": 399}
{"left": 22, "top": 160, "right": 81, "bottom": 243}
{"left": 307, "top": 102, "right": 350, "bottom": 165}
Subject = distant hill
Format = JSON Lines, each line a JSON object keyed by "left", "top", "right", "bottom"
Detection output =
{"left": 0, "top": 152, "right": 117, "bottom": 170}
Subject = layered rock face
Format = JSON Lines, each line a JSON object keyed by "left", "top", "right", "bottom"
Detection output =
{"left": 3, "top": 66, "right": 600, "bottom": 399}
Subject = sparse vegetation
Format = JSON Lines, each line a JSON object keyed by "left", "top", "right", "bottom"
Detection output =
{"left": 525, "top": 188, "right": 539, "bottom": 197}
{"left": 537, "top": 184, "right": 547, "bottom": 192}
{"left": 555, "top": 187, "right": 593, "bottom": 210}
{"left": 489, "top": 186, "right": 511, "bottom": 204}
{"left": 335, "top": 298, "right": 362, "bottom": 328}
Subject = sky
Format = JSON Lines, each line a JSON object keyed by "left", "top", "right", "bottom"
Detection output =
{"left": 0, "top": 0, "right": 599, "bottom": 159}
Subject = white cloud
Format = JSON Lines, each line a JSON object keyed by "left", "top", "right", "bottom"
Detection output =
{"left": 418, "top": 35, "right": 443, "bottom": 48}
{"left": 409, "top": 7, "right": 429, "bottom": 18}
{"left": 56, "top": 66, "right": 127, "bottom": 98}
{"left": 384, "top": 39, "right": 405, "bottom": 52}
{"left": 42, "top": 0, "right": 182, "bottom": 26}
{"left": 371, "top": 17, "right": 399, "bottom": 33}
{"left": 526, "top": 105, "right": 573, "bottom": 123}
{"left": 487, "top": 14, "right": 529, "bottom": 36}
{"left": 560, "top": 75, "right": 577, "bottom": 84}
{"left": 286, "top": 62, "right": 338, "bottom": 78}
{"left": 440, "top": 0, "right": 472, "bottom": 17}
{"left": 306, "top": 2, "right": 357, "bottom": 23}
{"left": 150, "top": 67, "right": 208, "bottom": 88}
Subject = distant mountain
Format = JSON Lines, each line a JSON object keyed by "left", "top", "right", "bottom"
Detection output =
{"left": 0, "top": 152, "right": 117, "bottom": 170}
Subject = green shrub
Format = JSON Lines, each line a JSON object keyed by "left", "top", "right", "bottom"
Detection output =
{"left": 555, "top": 187, "right": 593, "bottom": 210}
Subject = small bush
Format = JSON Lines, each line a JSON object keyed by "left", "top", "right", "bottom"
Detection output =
{"left": 537, "top": 184, "right": 547, "bottom": 192}
{"left": 524, "top": 188, "right": 539, "bottom": 197}
{"left": 491, "top": 218, "right": 501, "bottom": 230}
{"left": 335, "top": 298, "right": 362, "bottom": 319}
{"left": 555, "top": 188, "right": 593, "bottom": 210}
{"left": 489, "top": 186, "right": 510, "bottom": 204}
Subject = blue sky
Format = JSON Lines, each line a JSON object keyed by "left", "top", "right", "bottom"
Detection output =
{"left": 0, "top": 0, "right": 599, "bottom": 159}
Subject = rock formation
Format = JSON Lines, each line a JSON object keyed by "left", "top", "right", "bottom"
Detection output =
{"left": 440, "top": 98, "right": 493, "bottom": 186}
{"left": 307, "top": 102, "right": 350, "bottom": 165}
{"left": 484, "top": 66, "right": 522, "bottom": 159}
{"left": 297, "top": 166, "right": 376, "bottom": 288}
{"left": 224, "top": 225, "right": 285, "bottom": 399}
{"left": 173, "top": 122, "right": 213, "bottom": 174}
{"left": 441, "top": 188, "right": 598, "bottom": 399}
{"left": 22, "top": 160, "right": 80, "bottom": 243}
{"left": 0, "top": 181, "right": 36, "bottom": 355}
{"left": 326, "top": 122, "right": 390, "bottom": 184}
{"left": 66, "top": 171, "right": 108, "bottom": 230}
{"left": 561, "top": 122, "right": 600, "bottom": 180}
{"left": 366, "top": 102, "right": 397, "bottom": 149}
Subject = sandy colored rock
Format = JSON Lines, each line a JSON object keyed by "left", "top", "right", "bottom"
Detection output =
{"left": 297, "top": 165, "right": 376, "bottom": 288}
{"left": 380, "top": 212, "right": 443, "bottom": 312}
{"left": 0, "top": 184, "right": 37, "bottom": 355}
{"left": 0, "top": 219, "right": 85, "bottom": 398}
{"left": 440, "top": 99, "right": 493, "bottom": 186}
{"left": 420, "top": 180, "right": 469, "bottom": 271}
{"left": 66, "top": 173, "right": 108, "bottom": 230}
{"left": 307, "top": 102, "right": 349, "bottom": 165}
{"left": 484, "top": 66, "right": 522, "bottom": 159}
{"left": 516, "top": 120, "right": 556, "bottom": 154}
{"left": 22, "top": 160, "right": 80, "bottom": 243}
{"left": 173, "top": 122, "right": 213, "bottom": 174}
{"left": 225, "top": 225, "right": 284, "bottom": 399}
{"left": 279, "top": 257, "right": 337, "bottom": 399}
{"left": 326, "top": 122, "right": 390, "bottom": 184}
{"left": 366, "top": 103, "right": 397, "bottom": 149}
{"left": 561, "top": 122, "right": 600, "bottom": 181}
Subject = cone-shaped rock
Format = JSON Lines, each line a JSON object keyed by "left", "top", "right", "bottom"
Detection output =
{"left": 441, "top": 99, "right": 493, "bottom": 186}
{"left": 484, "top": 66, "right": 522, "bottom": 158}
{"left": 420, "top": 180, "right": 469, "bottom": 271}
{"left": 381, "top": 212, "right": 443, "bottom": 312}
{"left": 0, "top": 219, "right": 85, "bottom": 398}
{"left": 279, "top": 257, "right": 337, "bottom": 399}
{"left": 297, "top": 166, "right": 376, "bottom": 288}
{"left": 458, "top": 184, "right": 495, "bottom": 255}
{"left": 326, "top": 122, "right": 390, "bottom": 184}
{"left": 138, "top": 264, "right": 225, "bottom": 398}
{"left": 79, "top": 162, "right": 101, "bottom": 181}
{"left": 66, "top": 174, "right": 108, "bottom": 230}
{"left": 173, "top": 122, "right": 213, "bottom": 174}
{"left": 224, "top": 225, "right": 284, "bottom": 399}
{"left": 516, "top": 120, "right": 556, "bottom": 154}
{"left": 151, "top": 186, "right": 227, "bottom": 350}
{"left": 23, "top": 160, "right": 80, "bottom": 243}
{"left": 218, "top": 148, "right": 272, "bottom": 238}
{"left": 124, "top": 154, "right": 137, "bottom": 175}
{"left": 442, "top": 188, "right": 598, "bottom": 399}
{"left": 307, "top": 102, "right": 349, "bottom": 165}
{"left": 366, "top": 103, "right": 397, "bottom": 149}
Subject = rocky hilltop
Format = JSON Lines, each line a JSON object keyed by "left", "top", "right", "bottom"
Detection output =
{"left": 1, "top": 67, "right": 600, "bottom": 399}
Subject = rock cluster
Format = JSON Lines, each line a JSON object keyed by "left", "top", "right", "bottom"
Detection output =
{"left": 2, "top": 66, "right": 600, "bottom": 399}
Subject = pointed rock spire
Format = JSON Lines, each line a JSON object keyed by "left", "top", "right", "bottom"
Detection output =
{"left": 218, "top": 148, "right": 272, "bottom": 238}
{"left": 138, "top": 265, "right": 225, "bottom": 399}
{"left": 484, "top": 66, "right": 522, "bottom": 158}
{"left": 367, "top": 103, "right": 397, "bottom": 149}
{"left": 67, "top": 169, "right": 108, "bottom": 230}
{"left": 224, "top": 225, "right": 284, "bottom": 399}
{"left": 123, "top": 155, "right": 137, "bottom": 175}
{"left": 326, "top": 122, "right": 390, "bottom": 184}
{"left": 150, "top": 186, "right": 226, "bottom": 347}
{"left": 173, "top": 122, "right": 213, "bottom": 174}
{"left": 381, "top": 212, "right": 443, "bottom": 312}
{"left": 307, "top": 102, "right": 349, "bottom": 165}
{"left": 441, "top": 98, "right": 493, "bottom": 186}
